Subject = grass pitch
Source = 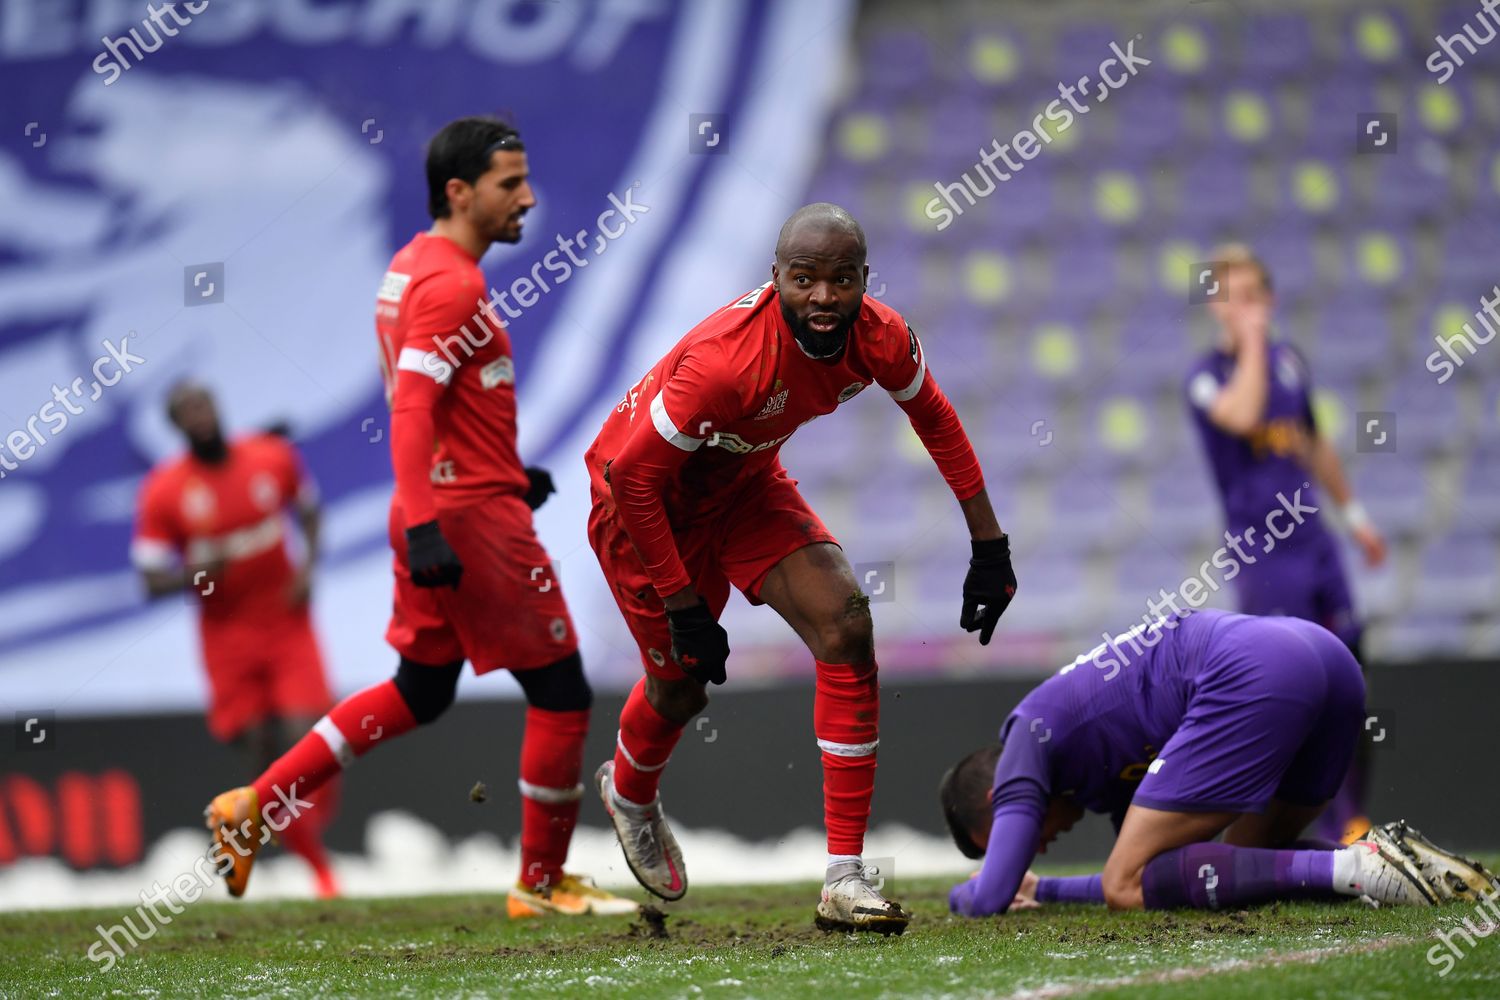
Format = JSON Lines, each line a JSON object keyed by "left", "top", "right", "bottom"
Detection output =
{"left": 2, "top": 870, "right": 1497, "bottom": 998}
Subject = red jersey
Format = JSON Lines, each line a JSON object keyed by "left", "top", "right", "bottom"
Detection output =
{"left": 586, "top": 283, "right": 985, "bottom": 595}
{"left": 132, "top": 433, "right": 314, "bottom": 627}
{"left": 375, "top": 232, "right": 528, "bottom": 526}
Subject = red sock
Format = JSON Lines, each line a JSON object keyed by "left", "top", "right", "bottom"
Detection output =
{"left": 518, "top": 706, "right": 589, "bottom": 891}
{"left": 612, "top": 677, "right": 684, "bottom": 806}
{"left": 815, "top": 659, "right": 879, "bottom": 856}
{"left": 252, "top": 679, "right": 417, "bottom": 816}
{"left": 277, "top": 777, "right": 339, "bottom": 884}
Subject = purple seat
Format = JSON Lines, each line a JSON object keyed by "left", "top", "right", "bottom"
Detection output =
{"left": 1238, "top": 13, "right": 1316, "bottom": 79}
{"left": 1367, "top": 155, "right": 1451, "bottom": 220}
{"left": 859, "top": 28, "right": 934, "bottom": 99}
{"left": 1377, "top": 615, "right": 1472, "bottom": 661}
{"left": 1300, "top": 78, "right": 1380, "bottom": 155}
{"left": 1350, "top": 461, "right": 1429, "bottom": 539}
{"left": 1440, "top": 224, "right": 1500, "bottom": 284}
{"left": 1310, "top": 296, "right": 1395, "bottom": 382}
{"left": 1148, "top": 457, "right": 1222, "bottom": 540}
{"left": 999, "top": 557, "right": 1090, "bottom": 630}
{"left": 1412, "top": 531, "right": 1500, "bottom": 616}
{"left": 1111, "top": 543, "right": 1197, "bottom": 620}
{"left": 1175, "top": 156, "right": 1255, "bottom": 228}
{"left": 1047, "top": 469, "right": 1133, "bottom": 553}
{"left": 1386, "top": 368, "right": 1471, "bottom": 456}
{"left": 1460, "top": 445, "right": 1500, "bottom": 532}
{"left": 1048, "top": 238, "right": 1121, "bottom": 305}
{"left": 1254, "top": 224, "right": 1319, "bottom": 303}
{"left": 1111, "top": 83, "right": 1191, "bottom": 163}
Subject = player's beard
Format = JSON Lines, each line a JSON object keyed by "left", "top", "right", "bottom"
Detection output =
{"left": 782, "top": 298, "right": 859, "bottom": 360}
{"left": 189, "top": 431, "right": 228, "bottom": 464}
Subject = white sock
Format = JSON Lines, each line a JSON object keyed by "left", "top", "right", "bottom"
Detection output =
{"left": 610, "top": 785, "right": 655, "bottom": 814}
{"left": 826, "top": 853, "right": 861, "bottom": 881}
{"left": 1331, "top": 847, "right": 1362, "bottom": 895}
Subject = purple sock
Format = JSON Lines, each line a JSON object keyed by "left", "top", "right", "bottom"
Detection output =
{"left": 1140, "top": 843, "right": 1336, "bottom": 910}
{"left": 1035, "top": 874, "right": 1104, "bottom": 905}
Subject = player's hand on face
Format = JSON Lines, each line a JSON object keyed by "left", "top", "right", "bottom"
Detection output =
{"left": 522, "top": 466, "right": 556, "bottom": 511}
{"left": 666, "top": 601, "right": 730, "bottom": 686}
{"left": 961, "top": 535, "right": 1016, "bottom": 646}
{"left": 405, "top": 520, "right": 463, "bottom": 589}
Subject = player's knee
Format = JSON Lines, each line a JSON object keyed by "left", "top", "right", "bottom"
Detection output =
{"left": 1101, "top": 864, "right": 1144, "bottom": 911}
{"left": 814, "top": 597, "right": 875, "bottom": 663}
{"left": 646, "top": 673, "right": 708, "bottom": 723}
{"left": 512, "top": 652, "right": 593, "bottom": 712}
{"left": 393, "top": 657, "right": 463, "bottom": 725}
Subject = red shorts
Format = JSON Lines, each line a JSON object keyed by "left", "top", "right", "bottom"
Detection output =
{"left": 200, "top": 609, "right": 332, "bottom": 743}
{"left": 588, "top": 470, "right": 837, "bottom": 681}
{"left": 387, "top": 492, "right": 578, "bottom": 674}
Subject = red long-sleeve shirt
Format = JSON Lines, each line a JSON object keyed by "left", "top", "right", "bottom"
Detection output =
{"left": 585, "top": 282, "right": 984, "bottom": 596}
{"left": 375, "top": 233, "right": 528, "bottom": 526}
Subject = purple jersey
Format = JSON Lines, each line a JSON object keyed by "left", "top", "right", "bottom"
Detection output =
{"left": 1185, "top": 343, "right": 1331, "bottom": 549}
{"left": 950, "top": 609, "right": 1364, "bottom": 917}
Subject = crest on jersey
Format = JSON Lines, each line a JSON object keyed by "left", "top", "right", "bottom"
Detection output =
{"left": 480, "top": 356, "right": 515, "bottom": 389}
{"left": 837, "top": 381, "right": 866, "bottom": 403}
{"left": 1275, "top": 351, "right": 1302, "bottom": 390}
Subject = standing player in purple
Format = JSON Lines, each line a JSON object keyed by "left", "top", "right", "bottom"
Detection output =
{"left": 940, "top": 609, "right": 1496, "bottom": 916}
{"left": 1185, "top": 245, "right": 1386, "bottom": 842}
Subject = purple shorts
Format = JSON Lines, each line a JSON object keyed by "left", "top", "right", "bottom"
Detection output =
{"left": 1233, "top": 529, "right": 1361, "bottom": 648}
{"left": 1133, "top": 615, "right": 1365, "bottom": 814}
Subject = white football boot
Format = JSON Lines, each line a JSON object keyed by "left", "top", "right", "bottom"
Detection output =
{"left": 1345, "top": 828, "right": 1440, "bottom": 907}
{"left": 595, "top": 761, "right": 687, "bottom": 901}
{"left": 1380, "top": 820, "right": 1499, "bottom": 904}
{"left": 815, "top": 860, "right": 911, "bottom": 934}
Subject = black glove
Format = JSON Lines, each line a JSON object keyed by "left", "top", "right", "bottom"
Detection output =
{"left": 405, "top": 520, "right": 463, "bottom": 589}
{"left": 961, "top": 535, "right": 1016, "bottom": 646}
{"left": 666, "top": 602, "right": 731, "bottom": 686}
{"left": 523, "top": 466, "right": 556, "bottom": 511}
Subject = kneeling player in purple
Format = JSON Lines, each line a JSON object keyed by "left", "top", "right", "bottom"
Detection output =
{"left": 941, "top": 609, "right": 1496, "bottom": 916}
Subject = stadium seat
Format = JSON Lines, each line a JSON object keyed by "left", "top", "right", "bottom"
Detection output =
{"left": 1411, "top": 530, "right": 1500, "bottom": 616}
{"left": 1375, "top": 615, "right": 1474, "bottom": 661}
{"left": 1345, "top": 8, "right": 1411, "bottom": 69}
{"left": 1278, "top": 157, "right": 1349, "bottom": 220}
{"left": 1237, "top": 12, "right": 1317, "bottom": 80}
{"left": 1310, "top": 296, "right": 1396, "bottom": 382}
{"left": 1174, "top": 155, "right": 1256, "bottom": 229}
{"left": 1350, "top": 460, "right": 1430, "bottom": 539}
{"left": 1366, "top": 154, "right": 1452, "bottom": 220}
{"left": 1216, "top": 82, "right": 1280, "bottom": 148}
{"left": 1045, "top": 468, "right": 1135, "bottom": 553}
{"left": 859, "top": 26, "right": 935, "bottom": 100}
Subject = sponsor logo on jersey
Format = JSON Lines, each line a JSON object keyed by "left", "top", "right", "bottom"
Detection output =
{"left": 549, "top": 618, "right": 568, "bottom": 642}
{"left": 250, "top": 471, "right": 280, "bottom": 512}
{"left": 480, "top": 356, "right": 515, "bottom": 389}
{"left": 754, "top": 384, "right": 789, "bottom": 420}
{"left": 377, "top": 270, "right": 412, "bottom": 304}
{"left": 729, "top": 281, "right": 771, "bottom": 309}
{"left": 182, "top": 481, "right": 215, "bottom": 524}
{"left": 1276, "top": 350, "right": 1302, "bottom": 390}
{"left": 648, "top": 647, "right": 666, "bottom": 667}
{"left": 837, "top": 381, "right": 866, "bottom": 403}
{"left": 431, "top": 460, "right": 457, "bottom": 484}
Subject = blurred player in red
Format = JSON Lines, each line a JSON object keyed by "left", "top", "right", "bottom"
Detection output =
{"left": 134, "top": 382, "right": 340, "bottom": 897}
{"left": 204, "top": 116, "right": 634, "bottom": 917}
{"left": 587, "top": 203, "right": 1018, "bottom": 934}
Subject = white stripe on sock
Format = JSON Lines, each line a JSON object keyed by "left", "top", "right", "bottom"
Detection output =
{"left": 616, "top": 729, "right": 670, "bottom": 772}
{"left": 517, "top": 779, "right": 584, "bottom": 804}
{"left": 816, "top": 737, "right": 879, "bottom": 758}
{"left": 312, "top": 716, "right": 355, "bottom": 768}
